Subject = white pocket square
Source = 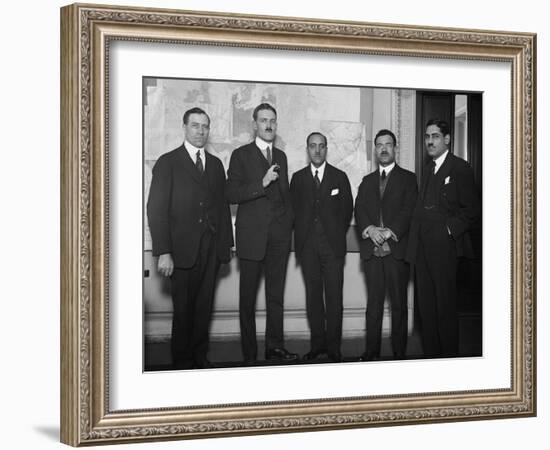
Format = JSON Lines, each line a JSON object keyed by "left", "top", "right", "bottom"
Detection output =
{"left": 331, "top": 188, "right": 339, "bottom": 196}
{"left": 444, "top": 176, "right": 451, "bottom": 184}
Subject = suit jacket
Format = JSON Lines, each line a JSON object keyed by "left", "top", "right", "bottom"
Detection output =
{"left": 225, "top": 142, "right": 293, "bottom": 261}
{"left": 355, "top": 165, "right": 418, "bottom": 261}
{"left": 406, "top": 152, "right": 480, "bottom": 262}
{"left": 146, "top": 143, "right": 233, "bottom": 269}
{"left": 290, "top": 163, "right": 353, "bottom": 258}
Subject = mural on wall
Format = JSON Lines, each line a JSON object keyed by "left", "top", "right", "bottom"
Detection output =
{"left": 144, "top": 77, "right": 412, "bottom": 250}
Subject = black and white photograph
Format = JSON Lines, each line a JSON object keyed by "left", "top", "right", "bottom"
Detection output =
{"left": 143, "top": 77, "right": 483, "bottom": 371}
{"left": 53, "top": 1, "right": 538, "bottom": 447}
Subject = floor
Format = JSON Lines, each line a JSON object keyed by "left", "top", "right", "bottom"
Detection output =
{"left": 144, "top": 313, "right": 481, "bottom": 371}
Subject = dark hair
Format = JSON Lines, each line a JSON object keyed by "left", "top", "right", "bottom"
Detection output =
{"left": 374, "top": 129, "right": 397, "bottom": 146}
{"left": 183, "top": 107, "right": 210, "bottom": 125}
{"left": 306, "top": 131, "right": 327, "bottom": 147}
{"left": 252, "top": 103, "right": 277, "bottom": 121}
{"left": 426, "top": 118, "right": 450, "bottom": 137}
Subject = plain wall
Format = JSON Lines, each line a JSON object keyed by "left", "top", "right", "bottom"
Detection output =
{"left": 1, "top": 1, "right": 547, "bottom": 449}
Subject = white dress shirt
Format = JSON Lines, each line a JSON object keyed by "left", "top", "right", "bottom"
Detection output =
{"left": 255, "top": 136, "right": 273, "bottom": 161}
{"left": 379, "top": 162, "right": 396, "bottom": 176}
{"left": 433, "top": 150, "right": 449, "bottom": 174}
{"left": 185, "top": 140, "right": 206, "bottom": 169}
{"left": 310, "top": 161, "right": 327, "bottom": 182}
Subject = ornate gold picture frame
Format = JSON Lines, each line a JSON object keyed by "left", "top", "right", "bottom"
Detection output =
{"left": 60, "top": 2, "right": 536, "bottom": 446}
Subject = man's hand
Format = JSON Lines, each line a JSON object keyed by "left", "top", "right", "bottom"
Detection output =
{"left": 262, "top": 164, "right": 280, "bottom": 188}
{"left": 158, "top": 253, "right": 174, "bottom": 277}
{"left": 368, "top": 227, "right": 386, "bottom": 246}
{"left": 362, "top": 225, "right": 385, "bottom": 246}
{"left": 381, "top": 228, "right": 393, "bottom": 241}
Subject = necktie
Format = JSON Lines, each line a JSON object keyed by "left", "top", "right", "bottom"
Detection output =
{"left": 431, "top": 160, "right": 436, "bottom": 174}
{"left": 195, "top": 150, "right": 204, "bottom": 175}
{"left": 266, "top": 146, "right": 272, "bottom": 165}
{"left": 314, "top": 169, "right": 321, "bottom": 189}
{"left": 380, "top": 169, "right": 388, "bottom": 198}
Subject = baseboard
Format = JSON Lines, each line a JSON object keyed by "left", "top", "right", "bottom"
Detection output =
{"left": 145, "top": 306, "right": 413, "bottom": 343}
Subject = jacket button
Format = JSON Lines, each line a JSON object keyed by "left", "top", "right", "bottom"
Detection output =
{"left": 199, "top": 219, "right": 203, "bottom": 223}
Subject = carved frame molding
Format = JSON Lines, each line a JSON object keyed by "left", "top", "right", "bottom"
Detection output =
{"left": 61, "top": 3, "right": 536, "bottom": 446}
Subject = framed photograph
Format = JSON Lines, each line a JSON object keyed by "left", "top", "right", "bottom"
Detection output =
{"left": 60, "top": 2, "right": 536, "bottom": 446}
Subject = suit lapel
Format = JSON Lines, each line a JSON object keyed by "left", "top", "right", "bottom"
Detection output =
{"left": 382, "top": 165, "right": 399, "bottom": 200}
{"left": 319, "top": 163, "right": 333, "bottom": 200}
{"left": 420, "top": 160, "right": 433, "bottom": 200}
{"left": 204, "top": 152, "right": 217, "bottom": 190}
{"left": 434, "top": 152, "right": 453, "bottom": 198}
{"left": 371, "top": 169, "right": 381, "bottom": 205}
{"left": 253, "top": 143, "right": 270, "bottom": 171}
{"left": 305, "top": 166, "right": 316, "bottom": 199}
{"left": 177, "top": 143, "right": 202, "bottom": 184}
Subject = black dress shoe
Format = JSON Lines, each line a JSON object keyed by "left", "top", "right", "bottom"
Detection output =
{"left": 173, "top": 360, "right": 194, "bottom": 370}
{"left": 265, "top": 347, "right": 299, "bottom": 361}
{"left": 359, "top": 352, "right": 379, "bottom": 362}
{"left": 328, "top": 352, "right": 343, "bottom": 363}
{"left": 302, "top": 349, "right": 328, "bottom": 361}
{"left": 194, "top": 358, "right": 214, "bottom": 369}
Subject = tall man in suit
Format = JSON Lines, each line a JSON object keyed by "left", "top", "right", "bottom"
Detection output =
{"left": 406, "top": 119, "right": 480, "bottom": 358}
{"left": 147, "top": 107, "right": 233, "bottom": 370}
{"left": 225, "top": 103, "right": 297, "bottom": 364}
{"left": 290, "top": 132, "right": 353, "bottom": 363}
{"left": 355, "top": 129, "right": 417, "bottom": 361}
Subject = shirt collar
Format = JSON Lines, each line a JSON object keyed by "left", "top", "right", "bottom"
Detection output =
{"left": 433, "top": 150, "right": 449, "bottom": 173}
{"left": 310, "top": 161, "right": 327, "bottom": 180}
{"left": 255, "top": 136, "right": 273, "bottom": 151}
{"left": 379, "top": 162, "right": 396, "bottom": 175}
{"left": 185, "top": 140, "right": 205, "bottom": 159}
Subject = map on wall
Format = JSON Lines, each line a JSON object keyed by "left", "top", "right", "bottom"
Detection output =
{"left": 143, "top": 78, "right": 374, "bottom": 250}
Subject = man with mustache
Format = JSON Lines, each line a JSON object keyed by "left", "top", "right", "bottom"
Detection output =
{"left": 147, "top": 107, "right": 233, "bottom": 370}
{"left": 290, "top": 132, "right": 353, "bottom": 363}
{"left": 226, "top": 103, "right": 297, "bottom": 364}
{"left": 406, "top": 119, "right": 480, "bottom": 358}
{"left": 355, "top": 129, "right": 417, "bottom": 361}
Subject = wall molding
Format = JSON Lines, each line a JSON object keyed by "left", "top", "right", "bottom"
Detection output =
{"left": 145, "top": 305, "right": 412, "bottom": 343}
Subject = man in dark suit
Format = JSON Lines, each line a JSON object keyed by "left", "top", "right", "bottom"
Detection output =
{"left": 225, "top": 103, "right": 297, "bottom": 364}
{"left": 147, "top": 107, "right": 233, "bottom": 370}
{"left": 355, "top": 129, "right": 417, "bottom": 361}
{"left": 406, "top": 119, "right": 480, "bottom": 358}
{"left": 290, "top": 132, "right": 353, "bottom": 363}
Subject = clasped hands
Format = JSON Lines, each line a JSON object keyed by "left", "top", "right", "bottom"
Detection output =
{"left": 361, "top": 225, "right": 397, "bottom": 246}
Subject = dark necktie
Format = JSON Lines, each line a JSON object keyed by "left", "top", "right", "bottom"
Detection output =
{"left": 266, "top": 146, "right": 272, "bottom": 165}
{"left": 195, "top": 150, "right": 204, "bottom": 175}
{"left": 379, "top": 169, "right": 388, "bottom": 198}
{"left": 314, "top": 169, "right": 321, "bottom": 189}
